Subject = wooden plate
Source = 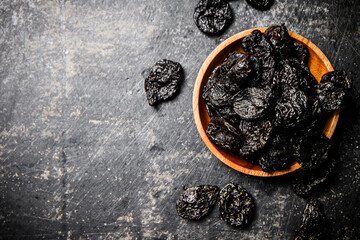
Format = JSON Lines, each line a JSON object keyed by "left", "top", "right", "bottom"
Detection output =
{"left": 193, "top": 27, "right": 338, "bottom": 177}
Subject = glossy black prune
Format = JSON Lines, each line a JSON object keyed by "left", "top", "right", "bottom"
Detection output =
{"left": 292, "top": 157, "right": 336, "bottom": 197}
{"left": 264, "top": 24, "right": 294, "bottom": 60}
{"left": 274, "top": 85, "right": 309, "bottom": 128}
{"left": 206, "top": 116, "right": 244, "bottom": 152}
{"left": 219, "top": 183, "right": 255, "bottom": 227}
{"left": 144, "top": 59, "right": 183, "bottom": 106}
{"left": 293, "top": 42, "right": 309, "bottom": 64}
{"left": 294, "top": 199, "right": 330, "bottom": 240}
{"left": 242, "top": 30, "right": 273, "bottom": 55}
{"left": 232, "top": 87, "right": 272, "bottom": 120}
{"left": 245, "top": 0, "right": 274, "bottom": 10}
{"left": 176, "top": 185, "right": 219, "bottom": 220}
{"left": 258, "top": 134, "right": 293, "bottom": 172}
{"left": 193, "top": 0, "right": 232, "bottom": 35}
{"left": 292, "top": 133, "right": 331, "bottom": 171}
{"left": 238, "top": 119, "right": 272, "bottom": 156}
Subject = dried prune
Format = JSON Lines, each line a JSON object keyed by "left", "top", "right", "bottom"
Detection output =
{"left": 219, "top": 183, "right": 255, "bottom": 227}
{"left": 264, "top": 24, "right": 293, "bottom": 60}
{"left": 258, "top": 134, "right": 293, "bottom": 172}
{"left": 242, "top": 30, "right": 272, "bottom": 55}
{"left": 176, "top": 185, "right": 219, "bottom": 220}
{"left": 144, "top": 59, "right": 183, "bottom": 106}
{"left": 292, "top": 133, "right": 331, "bottom": 171}
{"left": 232, "top": 87, "right": 272, "bottom": 120}
{"left": 315, "top": 71, "right": 352, "bottom": 113}
{"left": 245, "top": 0, "right": 274, "bottom": 10}
{"left": 193, "top": 0, "right": 232, "bottom": 35}
{"left": 293, "top": 42, "right": 309, "bottom": 64}
{"left": 292, "top": 158, "right": 336, "bottom": 197}
{"left": 294, "top": 199, "right": 330, "bottom": 240}
{"left": 226, "top": 54, "right": 252, "bottom": 88}
{"left": 238, "top": 119, "right": 272, "bottom": 156}
{"left": 206, "top": 116, "right": 244, "bottom": 152}
{"left": 274, "top": 85, "right": 309, "bottom": 128}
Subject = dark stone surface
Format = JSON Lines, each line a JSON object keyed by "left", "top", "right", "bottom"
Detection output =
{"left": 0, "top": 0, "right": 359, "bottom": 239}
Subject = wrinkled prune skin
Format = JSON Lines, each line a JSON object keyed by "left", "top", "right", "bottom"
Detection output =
{"left": 293, "top": 42, "right": 309, "bottom": 64}
{"left": 193, "top": 0, "right": 232, "bottom": 35}
{"left": 176, "top": 185, "right": 219, "bottom": 220}
{"left": 258, "top": 134, "right": 293, "bottom": 172}
{"left": 292, "top": 158, "right": 336, "bottom": 197}
{"left": 264, "top": 24, "right": 294, "bottom": 59}
{"left": 245, "top": 0, "right": 274, "bottom": 10}
{"left": 226, "top": 54, "right": 253, "bottom": 90}
{"left": 274, "top": 85, "right": 309, "bottom": 128}
{"left": 145, "top": 59, "right": 183, "bottom": 106}
{"left": 206, "top": 116, "right": 244, "bottom": 152}
{"left": 294, "top": 199, "right": 330, "bottom": 240}
{"left": 316, "top": 71, "right": 352, "bottom": 113}
{"left": 239, "top": 120, "right": 272, "bottom": 156}
{"left": 232, "top": 87, "right": 272, "bottom": 120}
{"left": 219, "top": 183, "right": 255, "bottom": 227}
{"left": 292, "top": 133, "right": 331, "bottom": 171}
{"left": 242, "top": 30, "right": 272, "bottom": 55}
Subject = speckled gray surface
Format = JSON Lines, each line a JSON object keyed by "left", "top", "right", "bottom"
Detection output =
{"left": 0, "top": 0, "right": 359, "bottom": 239}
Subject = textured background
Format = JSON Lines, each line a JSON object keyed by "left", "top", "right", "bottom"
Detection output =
{"left": 0, "top": 0, "right": 359, "bottom": 239}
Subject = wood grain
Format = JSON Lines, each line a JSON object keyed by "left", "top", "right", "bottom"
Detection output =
{"left": 193, "top": 27, "right": 336, "bottom": 177}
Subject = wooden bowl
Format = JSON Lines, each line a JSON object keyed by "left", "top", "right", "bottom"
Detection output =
{"left": 193, "top": 27, "right": 338, "bottom": 177}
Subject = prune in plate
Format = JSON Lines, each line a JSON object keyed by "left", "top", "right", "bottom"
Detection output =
{"left": 206, "top": 116, "right": 244, "bottom": 152}
{"left": 292, "top": 157, "right": 336, "bottom": 197}
{"left": 219, "top": 183, "right": 255, "bottom": 227}
{"left": 241, "top": 30, "right": 272, "bottom": 55}
{"left": 232, "top": 87, "right": 271, "bottom": 120}
{"left": 264, "top": 24, "right": 294, "bottom": 60}
{"left": 293, "top": 42, "right": 309, "bottom": 64}
{"left": 193, "top": 0, "right": 232, "bottom": 35}
{"left": 176, "top": 185, "right": 219, "bottom": 220}
{"left": 294, "top": 199, "right": 330, "bottom": 240}
{"left": 258, "top": 134, "right": 293, "bottom": 172}
{"left": 238, "top": 119, "right": 272, "bottom": 156}
{"left": 145, "top": 59, "right": 183, "bottom": 106}
{"left": 245, "top": 0, "right": 274, "bottom": 10}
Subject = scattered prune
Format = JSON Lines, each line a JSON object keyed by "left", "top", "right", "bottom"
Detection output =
{"left": 292, "top": 133, "right": 331, "bottom": 171}
{"left": 206, "top": 116, "right": 244, "bottom": 152}
{"left": 144, "top": 59, "right": 183, "bottom": 106}
{"left": 193, "top": 0, "right": 232, "bottom": 35}
{"left": 294, "top": 199, "right": 330, "bottom": 240}
{"left": 274, "top": 85, "right": 308, "bottom": 128}
{"left": 245, "top": 0, "right": 274, "bottom": 10}
{"left": 315, "top": 71, "right": 352, "bottom": 113}
{"left": 232, "top": 87, "right": 272, "bottom": 120}
{"left": 176, "top": 185, "right": 219, "bottom": 220}
{"left": 292, "top": 157, "right": 336, "bottom": 197}
{"left": 238, "top": 119, "right": 272, "bottom": 156}
{"left": 258, "top": 134, "right": 293, "bottom": 172}
{"left": 264, "top": 24, "right": 293, "bottom": 60}
{"left": 219, "top": 183, "right": 255, "bottom": 227}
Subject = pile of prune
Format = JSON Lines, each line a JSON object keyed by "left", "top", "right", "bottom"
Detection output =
{"left": 144, "top": 59, "right": 183, "bottom": 106}
{"left": 203, "top": 24, "right": 352, "bottom": 173}
{"left": 176, "top": 183, "right": 255, "bottom": 227}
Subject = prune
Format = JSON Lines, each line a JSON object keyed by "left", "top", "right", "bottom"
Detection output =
{"left": 206, "top": 116, "right": 244, "bottom": 152}
{"left": 176, "top": 185, "right": 219, "bottom": 220}
{"left": 315, "top": 71, "right": 352, "bottom": 113}
{"left": 238, "top": 119, "right": 272, "bottom": 156}
{"left": 232, "top": 87, "right": 272, "bottom": 120}
{"left": 294, "top": 199, "right": 330, "bottom": 240}
{"left": 274, "top": 85, "right": 308, "bottom": 128}
{"left": 292, "top": 158, "right": 336, "bottom": 197}
{"left": 242, "top": 30, "right": 272, "bottom": 55}
{"left": 245, "top": 0, "right": 274, "bottom": 10}
{"left": 258, "top": 134, "right": 293, "bottom": 172}
{"left": 219, "top": 183, "right": 255, "bottom": 227}
{"left": 292, "top": 133, "right": 331, "bottom": 171}
{"left": 193, "top": 0, "right": 232, "bottom": 35}
{"left": 293, "top": 42, "right": 309, "bottom": 64}
{"left": 264, "top": 24, "right": 294, "bottom": 60}
{"left": 226, "top": 54, "right": 252, "bottom": 88}
{"left": 144, "top": 59, "right": 183, "bottom": 106}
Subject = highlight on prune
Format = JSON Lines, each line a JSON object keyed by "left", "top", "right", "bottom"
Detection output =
{"left": 294, "top": 199, "right": 330, "bottom": 240}
{"left": 176, "top": 185, "right": 219, "bottom": 220}
{"left": 193, "top": 0, "right": 232, "bottom": 35}
{"left": 203, "top": 24, "right": 352, "bottom": 172}
{"left": 245, "top": 0, "right": 274, "bottom": 11}
{"left": 218, "top": 183, "right": 255, "bottom": 227}
{"left": 144, "top": 59, "right": 183, "bottom": 106}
